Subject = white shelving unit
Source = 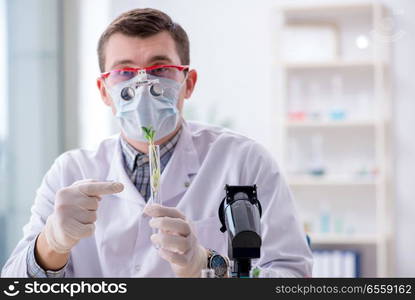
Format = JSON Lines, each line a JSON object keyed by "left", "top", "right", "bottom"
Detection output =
{"left": 276, "top": 3, "right": 393, "bottom": 277}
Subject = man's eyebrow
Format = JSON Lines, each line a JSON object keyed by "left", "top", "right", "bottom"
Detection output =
{"left": 109, "top": 55, "right": 175, "bottom": 70}
{"left": 147, "top": 55, "right": 174, "bottom": 65}
{"left": 109, "top": 59, "right": 136, "bottom": 70}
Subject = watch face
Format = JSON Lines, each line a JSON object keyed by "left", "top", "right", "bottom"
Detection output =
{"left": 210, "top": 255, "right": 228, "bottom": 277}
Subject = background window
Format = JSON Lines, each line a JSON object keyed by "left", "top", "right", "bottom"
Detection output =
{"left": 0, "top": 0, "right": 63, "bottom": 266}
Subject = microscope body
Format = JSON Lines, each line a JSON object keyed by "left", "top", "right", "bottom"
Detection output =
{"left": 219, "top": 185, "right": 262, "bottom": 278}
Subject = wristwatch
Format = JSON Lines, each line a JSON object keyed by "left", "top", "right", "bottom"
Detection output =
{"left": 207, "top": 249, "right": 229, "bottom": 278}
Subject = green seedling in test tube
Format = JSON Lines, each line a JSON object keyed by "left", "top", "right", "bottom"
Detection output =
{"left": 142, "top": 126, "right": 161, "bottom": 205}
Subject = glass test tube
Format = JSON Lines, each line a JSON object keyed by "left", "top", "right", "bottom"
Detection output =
{"left": 149, "top": 144, "right": 161, "bottom": 241}
{"left": 149, "top": 144, "right": 161, "bottom": 206}
{"left": 201, "top": 269, "right": 215, "bottom": 278}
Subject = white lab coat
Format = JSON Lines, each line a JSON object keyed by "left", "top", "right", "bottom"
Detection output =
{"left": 2, "top": 120, "right": 312, "bottom": 277}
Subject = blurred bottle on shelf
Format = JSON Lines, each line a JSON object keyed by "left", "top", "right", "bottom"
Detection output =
{"left": 309, "top": 134, "right": 326, "bottom": 176}
{"left": 333, "top": 213, "right": 345, "bottom": 234}
{"left": 355, "top": 162, "right": 378, "bottom": 180}
{"left": 308, "top": 81, "right": 324, "bottom": 121}
{"left": 355, "top": 92, "right": 372, "bottom": 121}
{"left": 287, "top": 137, "right": 303, "bottom": 175}
{"left": 344, "top": 212, "right": 357, "bottom": 235}
{"left": 302, "top": 212, "right": 316, "bottom": 234}
{"left": 288, "top": 78, "right": 306, "bottom": 121}
{"left": 319, "top": 203, "right": 331, "bottom": 234}
{"left": 329, "top": 75, "right": 347, "bottom": 121}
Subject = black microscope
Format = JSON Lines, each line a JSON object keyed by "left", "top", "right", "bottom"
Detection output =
{"left": 218, "top": 185, "right": 262, "bottom": 278}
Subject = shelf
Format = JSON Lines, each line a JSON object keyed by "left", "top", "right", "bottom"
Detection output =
{"left": 285, "top": 120, "right": 377, "bottom": 128}
{"left": 310, "top": 234, "right": 378, "bottom": 245}
{"left": 288, "top": 176, "right": 378, "bottom": 187}
{"left": 282, "top": 60, "right": 379, "bottom": 70}
{"left": 282, "top": 3, "right": 373, "bottom": 15}
{"left": 278, "top": 2, "right": 392, "bottom": 276}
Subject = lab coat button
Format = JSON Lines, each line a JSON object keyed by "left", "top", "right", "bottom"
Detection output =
{"left": 184, "top": 182, "right": 190, "bottom": 188}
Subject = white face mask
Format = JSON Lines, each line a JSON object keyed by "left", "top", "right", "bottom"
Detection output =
{"left": 107, "top": 72, "right": 185, "bottom": 142}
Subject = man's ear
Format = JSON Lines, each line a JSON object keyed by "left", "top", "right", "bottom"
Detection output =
{"left": 184, "top": 69, "right": 197, "bottom": 99}
{"left": 97, "top": 78, "right": 112, "bottom": 106}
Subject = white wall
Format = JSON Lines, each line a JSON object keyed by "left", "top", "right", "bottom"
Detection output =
{"left": 78, "top": 0, "right": 116, "bottom": 150}
{"left": 77, "top": 0, "right": 415, "bottom": 276}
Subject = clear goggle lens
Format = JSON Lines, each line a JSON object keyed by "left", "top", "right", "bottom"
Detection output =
{"left": 103, "top": 65, "right": 188, "bottom": 87}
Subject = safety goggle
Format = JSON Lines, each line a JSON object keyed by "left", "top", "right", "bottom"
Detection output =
{"left": 100, "top": 64, "right": 189, "bottom": 87}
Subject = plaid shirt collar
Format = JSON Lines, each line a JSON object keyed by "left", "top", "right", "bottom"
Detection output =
{"left": 120, "top": 127, "right": 182, "bottom": 173}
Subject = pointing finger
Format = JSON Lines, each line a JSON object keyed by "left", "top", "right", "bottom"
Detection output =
{"left": 77, "top": 181, "right": 124, "bottom": 197}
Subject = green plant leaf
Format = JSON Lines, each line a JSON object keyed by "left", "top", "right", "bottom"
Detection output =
{"left": 141, "top": 126, "right": 156, "bottom": 143}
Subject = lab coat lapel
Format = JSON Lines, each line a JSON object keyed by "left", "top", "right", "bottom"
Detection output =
{"left": 106, "top": 135, "right": 146, "bottom": 207}
{"left": 160, "top": 120, "right": 200, "bottom": 204}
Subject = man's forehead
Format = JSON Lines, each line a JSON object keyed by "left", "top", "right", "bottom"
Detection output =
{"left": 104, "top": 32, "right": 181, "bottom": 70}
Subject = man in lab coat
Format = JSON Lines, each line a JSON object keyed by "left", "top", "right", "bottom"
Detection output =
{"left": 2, "top": 8, "right": 312, "bottom": 278}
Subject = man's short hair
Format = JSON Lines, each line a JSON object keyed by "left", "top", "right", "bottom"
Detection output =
{"left": 97, "top": 8, "right": 190, "bottom": 72}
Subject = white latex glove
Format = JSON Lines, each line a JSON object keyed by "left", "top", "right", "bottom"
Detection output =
{"left": 144, "top": 204, "right": 208, "bottom": 278}
{"left": 44, "top": 179, "right": 124, "bottom": 254}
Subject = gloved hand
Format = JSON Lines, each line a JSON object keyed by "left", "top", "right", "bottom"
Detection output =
{"left": 144, "top": 204, "right": 208, "bottom": 278}
{"left": 44, "top": 179, "right": 124, "bottom": 254}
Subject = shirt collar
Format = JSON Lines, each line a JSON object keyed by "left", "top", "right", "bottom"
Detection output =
{"left": 120, "top": 127, "right": 182, "bottom": 172}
